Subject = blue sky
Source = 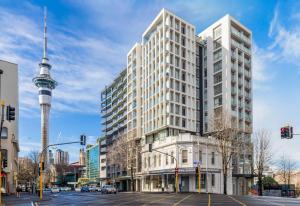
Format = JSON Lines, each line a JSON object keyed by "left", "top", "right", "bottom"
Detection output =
{"left": 0, "top": 0, "right": 300, "bottom": 165}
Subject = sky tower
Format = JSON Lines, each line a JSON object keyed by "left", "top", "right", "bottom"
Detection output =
{"left": 33, "top": 7, "right": 57, "bottom": 165}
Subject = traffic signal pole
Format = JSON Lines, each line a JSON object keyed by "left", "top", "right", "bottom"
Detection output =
{"left": 198, "top": 165, "right": 201, "bottom": 193}
{"left": 0, "top": 101, "right": 5, "bottom": 205}
{"left": 38, "top": 136, "right": 86, "bottom": 200}
{"left": 149, "top": 146, "right": 179, "bottom": 193}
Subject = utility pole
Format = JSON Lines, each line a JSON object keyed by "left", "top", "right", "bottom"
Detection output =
{"left": 0, "top": 69, "right": 4, "bottom": 205}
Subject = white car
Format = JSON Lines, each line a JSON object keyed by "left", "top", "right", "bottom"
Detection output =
{"left": 51, "top": 187, "right": 60, "bottom": 193}
{"left": 89, "top": 187, "right": 97, "bottom": 192}
{"left": 75, "top": 187, "right": 81, "bottom": 192}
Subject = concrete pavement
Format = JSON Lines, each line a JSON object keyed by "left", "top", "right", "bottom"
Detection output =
{"left": 2, "top": 192, "right": 300, "bottom": 205}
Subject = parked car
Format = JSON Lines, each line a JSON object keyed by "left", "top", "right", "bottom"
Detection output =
{"left": 96, "top": 187, "right": 102, "bottom": 192}
{"left": 89, "top": 187, "right": 97, "bottom": 192}
{"left": 81, "top": 186, "right": 89, "bottom": 192}
{"left": 101, "top": 185, "right": 117, "bottom": 194}
{"left": 51, "top": 187, "right": 60, "bottom": 193}
{"left": 75, "top": 187, "right": 81, "bottom": 192}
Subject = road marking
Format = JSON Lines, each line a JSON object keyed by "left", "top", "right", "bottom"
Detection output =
{"left": 208, "top": 194, "right": 211, "bottom": 206}
{"left": 228, "top": 196, "right": 247, "bottom": 206}
{"left": 249, "top": 196, "right": 284, "bottom": 206}
{"left": 35, "top": 202, "right": 39, "bottom": 206}
{"left": 113, "top": 194, "right": 157, "bottom": 206}
{"left": 173, "top": 194, "right": 193, "bottom": 206}
{"left": 142, "top": 195, "right": 175, "bottom": 206}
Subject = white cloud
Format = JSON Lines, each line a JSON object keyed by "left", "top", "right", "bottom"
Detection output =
{"left": 0, "top": 4, "right": 127, "bottom": 117}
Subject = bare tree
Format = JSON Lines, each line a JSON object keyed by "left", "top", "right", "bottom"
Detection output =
{"left": 209, "top": 110, "right": 243, "bottom": 195}
{"left": 253, "top": 129, "right": 272, "bottom": 196}
{"left": 28, "top": 150, "right": 40, "bottom": 182}
{"left": 107, "top": 134, "right": 141, "bottom": 191}
{"left": 278, "top": 155, "right": 296, "bottom": 187}
{"left": 107, "top": 135, "right": 128, "bottom": 187}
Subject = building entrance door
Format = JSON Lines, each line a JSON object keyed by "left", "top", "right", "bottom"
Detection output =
{"left": 181, "top": 176, "right": 189, "bottom": 192}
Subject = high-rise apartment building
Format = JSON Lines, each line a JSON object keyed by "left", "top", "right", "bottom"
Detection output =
{"left": 0, "top": 60, "right": 19, "bottom": 194}
{"left": 79, "top": 148, "right": 86, "bottom": 166}
{"left": 55, "top": 149, "right": 69, "bottom": 165}
{"left": 101, "top": 9, "right": 252, "bottom": 195}
{"left": 49, "top": 149, "right": 54, "bottom": 164}
{"left": 142, "top": 9, "right": 197, "bottom": 140}
{"left": 198, "top": 15, "right": 252, "bottom": 195}
{"left": 101, "top": 69, "right": 127, "bottom": 145}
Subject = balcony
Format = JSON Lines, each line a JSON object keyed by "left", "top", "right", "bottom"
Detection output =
{"left": 231, "top": 87, "right": 237, "bottom": 95}
{"left": 245, "top": 104, "right": 251, "bottom": 111}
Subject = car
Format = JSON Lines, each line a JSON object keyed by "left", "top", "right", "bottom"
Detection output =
{"left": 75, "top": 187, "right": 81, "bottom": 192}
{"left": 89, "top": 187, "right": 97, "bottom": 192}
{"left": 51, "top": 187, "right": 60, "bottom": 193}
{"left": 101, "top": 185, "right": 117, "bottom": 194}
{"left": 96, "top": 187, "right": 102, "bottom": 192}
{"left": 81, "top": 186, "right": 89, "bottom": 192}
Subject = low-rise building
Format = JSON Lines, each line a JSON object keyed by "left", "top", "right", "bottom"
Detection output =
{"left": 0, "top": 60, "right": 19, "bottom": 194}
{"left": 141, "top": 133, "right": 229, "bottom": 193}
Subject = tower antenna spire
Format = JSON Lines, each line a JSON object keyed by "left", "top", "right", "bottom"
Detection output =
{"left": 43, "top": 6, "right": 47, "bottom": 59}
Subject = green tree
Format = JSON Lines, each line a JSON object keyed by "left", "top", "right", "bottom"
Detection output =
{"left": 262, "top": 176, "right": 278, "bottom": 188}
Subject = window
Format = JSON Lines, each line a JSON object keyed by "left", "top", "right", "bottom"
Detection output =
{"left": 166, "top": 154, "right": 169, "bottom": 165}
{"left": 212, "top": 174, "right": 215, "bottom": 187}
{"left": 182, "top": 95, "right": 186, "bottom": 105}
{"left": 213, "top": 38, "right": 222, "bottom": 50}
{"left": 154, "top": 155, "right": 157, "bottom": 167}
{"left": 182, "top": 106, "right": 186, "bottom": 116}
{"left": 181, "top": 72, "right": 186, "bottom": 81}
{"left": 214, "top": 72, "right": 222, "bottom": 84}
{"left": 214, "top": 95, "right": 222, "bottom": 107}
{"left": 213, "top": 26, "right": 222, "bottom": 39}
{"left": 159, "top": 154, "right": 161, "bottom": 166}
{"left": 195, "top": 174, "right": 206, "bottom": 189}
{"left": 214, "top": 61, "right": 222, "bottom": 73}
{"left": 182, "top": 83, "right": 186, "bottom": 93}
{"left": 148, "top": 156, "right": 151, "bottom": 168}
{"left": 175, "top": 105, "right": 180, "bottom": 114}
{"left": 182, "top": 150, "right": 188, "bottom": 163}
{"left": 214, "top": 84, "right": 222, "bottom": 95}
{"left": 182, "top": 118, "right": 186, "bottom": 128}
{"left": 182, "top": 60, "right": 186, "bottom": 70}
{"left": 213, "top": 49, "right": 222, "bottom": 61}
{"left": 211, "top": 152, "right": 215, "bottom": 165}
{"left": 1, "top": 127, "right": 8, "bottom": 139}
{"left": 175, "top": 117, "right": 180, "bottom": 126}
{"left": 171, "top": 151, "right": 175, "bottom": 164}
{"left": 199, "top": 150, "right": 202, "bottom": 163}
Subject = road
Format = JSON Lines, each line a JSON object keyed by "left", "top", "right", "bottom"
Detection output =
{"left": 3, "top": 192, "right": 300, "bottom": 206}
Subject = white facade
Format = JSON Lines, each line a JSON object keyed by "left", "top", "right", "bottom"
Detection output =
{"left": 141, "top": 133, "right": 231, "bottom": 194}
{"left": 0, "top": 60, "right": 19, "bottom": 194}
{"left": 198, "top": 14, "right": 253, "bottom": 195}
{"left": 142, "top": 9, "right": 197, "bottom": 137}
{"left": 198, "top": 14, "right": 252, "bottom": 136}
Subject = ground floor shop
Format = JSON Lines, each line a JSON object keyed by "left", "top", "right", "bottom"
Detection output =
{"left": 141, "top": 169, "right": 224, "bottom": 193}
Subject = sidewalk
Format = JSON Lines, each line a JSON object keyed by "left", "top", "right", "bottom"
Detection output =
{"left": 2, "top": 193, "right": 52, "bottom": 205}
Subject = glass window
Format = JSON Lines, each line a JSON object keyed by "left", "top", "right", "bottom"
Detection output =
{"left": 213, "top": 26, "right": 222, "bottom": 39}
{"left": 214, "top": 84, "right": 222, "bottom": 95}
{"left": 214, "top": 95, "right": 222, "bottom": 107}
{"left": 195, "top": 173, "right": 206, "bottom": 189}
{"left": 199, "top": 150, "right": 202, "bottom": 163}
{"left": 213, "top": 49, "right": 222, "bottom": 62}
{"left": 213, "top": 38, "right": 222, "bottom": 50}
{"left": 1, "top": 127, "right": 8, "bottom": 139}
{"left": 182, "top": 150, "right": 188, "bottom": 163}
{"left": 211, "top": 152, "right": 215, "bottom": 165}
{"left": 159, "top": 154, "right": 161, "bottom": 166}
{"left": 154, "top": 155, "right": 157, "bottom": 167}
{"left": 214, "top": 72, "right": 222, "bottom": 84}
{"left": 212, "top": 173, "right": 215, "bottom": 186}
{"left": 171, "top": 151, "right": 175, "bottom": 164}
{"left": 166, "top": 154, "right": 169, "bottom": 165}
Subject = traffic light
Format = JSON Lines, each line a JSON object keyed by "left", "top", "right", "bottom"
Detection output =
{"left": 2, "top": 159, "right": 7, "bottom": 168}
{"left": 38, "top": 167, "right": 40, "bottom": 176}
{"left": 175, "top": 167, "right": 179, "bottom": 175}
{"left": 281, "top": 126, "right": 293, "bottom": 139}
{"left": 149, "top": 144, "right": 152, "bottom": 152}
{"left": 80, "top": 135, "right": 86, "bottom": 145}
{"left": 195, "top": 166, "right": 199, "bottom": 175}
{"left": 6, "top": 105, "right": 15, "bottom": 121}
{"left": 41, "top": 162, "right": 44, "bottom": 171}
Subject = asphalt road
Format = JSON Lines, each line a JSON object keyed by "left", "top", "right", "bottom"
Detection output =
{"left": 3, "top": 192, "right": 300, "bottom": 206}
